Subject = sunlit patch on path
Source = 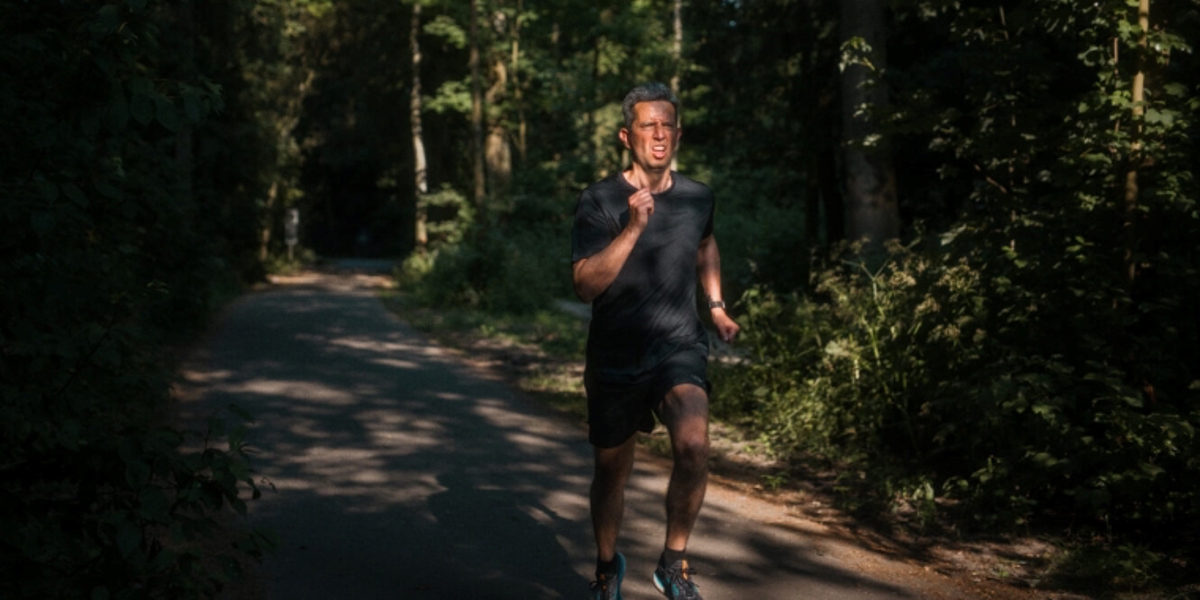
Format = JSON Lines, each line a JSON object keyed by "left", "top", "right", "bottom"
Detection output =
{"left": 177, "top": 269, "right": 1020, "bottom": 599}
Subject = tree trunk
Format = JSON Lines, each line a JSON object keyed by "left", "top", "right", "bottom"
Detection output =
{"left": 469, "top": 0, "right": 487, "bottom": 207}
{"left": 260, "top": 181, "right": 278, "bottom": 261}
{"left": 486, "top": 41, "right": 511, "bottom": 195}
{"left": 839, "top": 0, "right": 899, "bottom": 250}
{"left": 1123, "top": 0, "right": 1149, "bottom": 284}
{"left": 411, "top": 2, "right": 428, "bottom": 249}
{"left": 512, "top": 0, "right": 527, "bottom": 164}
{"left": 670, "top": 0, "right": 683, "bottom": 172}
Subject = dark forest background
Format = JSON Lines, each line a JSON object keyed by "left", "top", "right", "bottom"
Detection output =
{"left": 3, "top": 0, "right": 1198, "bottom": 597}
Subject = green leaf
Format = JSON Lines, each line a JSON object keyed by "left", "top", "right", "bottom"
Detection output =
{"left": 154, "top": 96, "right": 180, "bottom": 132}
{"left": 130, "top": 92, "right": 155, "bottom": 125}
{"left": 95, "top": 180, "right": 122, "bottom": 199}
{"left": 62, "top": 183, "right": 88, "bottom": 207}
{"left": 94, "top": 5, "right": 122, "bottom": 35}
{"left": 824, "top": 339, "right": 854, "bottom": 358}
{"left": 182, "top": 87, "right": 202, "bottom": 122}
{"left": 116, "top": 520, "right": 141, "bottom": 558}
{"left": 1144, "top": 109, "right": 1178, "bottom": 126}
{"left": 125, "top": 459, "right": 152, "bottom": 489}
{"left": 139, "top": 487, "right": 170, "bottom": 522}
{"left": 31, "top": 212, "right": 56, "bottom": 237}
{"left": 424, "top": 15, "right": 466, "bottom": 49}
{"left": 108, "top": 86, "right": 129, "bottom": 132}
{"left": 127, "top": 0, "right": 147, "bottom": 11}
{"left": 1142, "top": 463, "right": 1165, "bottom": 478}
{"left": 1121, "top": 394, "right": 1145, "bottom": 408}
{"left": 1164, "top": 83, "right": 1188, "bottom": 98}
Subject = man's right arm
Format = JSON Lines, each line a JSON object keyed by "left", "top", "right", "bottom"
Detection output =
{"left": 572, "top": 188, "right": 655, "bottom": 303}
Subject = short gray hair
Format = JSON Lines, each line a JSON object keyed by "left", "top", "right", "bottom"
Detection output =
{"left": 621, "top": 82, "right": 679, "bottom": 130}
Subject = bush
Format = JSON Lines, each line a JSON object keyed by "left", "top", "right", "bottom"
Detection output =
{"left": 398, "top": 185, "right": 576, "bottom": 314}
{"left": 721, "top": 235, "right": 1200, "bottom": 537}
{"left": 1, "top": 2, "right": 274, "bottom": 596}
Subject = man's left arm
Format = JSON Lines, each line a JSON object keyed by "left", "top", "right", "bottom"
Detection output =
{"left": 696, "top": 234, "right": 740, "bottom": 344}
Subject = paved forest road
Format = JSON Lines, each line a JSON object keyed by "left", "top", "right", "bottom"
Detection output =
{"left": 178, "top": 266, "right": 1017, "bottom": 600}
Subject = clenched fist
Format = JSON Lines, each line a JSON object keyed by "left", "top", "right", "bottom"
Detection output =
{"left": 627, "top": 188, "right": 655, "bottom": 234}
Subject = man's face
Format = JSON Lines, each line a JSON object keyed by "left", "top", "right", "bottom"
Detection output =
{"left": 620, "top": 100, "right": 680, "bottom": 172}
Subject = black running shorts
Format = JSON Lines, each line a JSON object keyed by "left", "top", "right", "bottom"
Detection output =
{"left": 584, "top": 345, "right": 711, "bottom": 448}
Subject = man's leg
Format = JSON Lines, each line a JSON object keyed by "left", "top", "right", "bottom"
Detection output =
{"left": 658, "top": 383, "right": 710, "bottom": 552}
{"left": 591, "top": 434, "right": 637, "bottom": 563}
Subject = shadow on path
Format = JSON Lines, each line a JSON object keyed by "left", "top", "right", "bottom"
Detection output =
{"left": 180, "top": 275, "right": 919, "bottom": 599}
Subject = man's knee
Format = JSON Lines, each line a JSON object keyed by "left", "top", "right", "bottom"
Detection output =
{"left": 662, "top": 383, "right": 709, "bottom": 420}
{"left": 663, "top": 385, "right": 710, "bottom": 469}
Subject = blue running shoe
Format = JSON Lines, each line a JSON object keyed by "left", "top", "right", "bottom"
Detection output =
{"left": 588, "top": 552, "right": 625, "bottom": 600}
{"left": 653, "top": 558, "right": 702, "bottom": 600}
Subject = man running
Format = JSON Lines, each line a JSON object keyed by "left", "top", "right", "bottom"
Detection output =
{"left": 572, "top": 82, "right": 739, "bottom": 600}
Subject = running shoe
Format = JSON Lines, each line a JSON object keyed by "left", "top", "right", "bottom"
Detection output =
{"left": 653, "top": 558, "right": 702, "bottom": 600}
{"left": 589, "top": 552, "right": 625, "bottom": 600}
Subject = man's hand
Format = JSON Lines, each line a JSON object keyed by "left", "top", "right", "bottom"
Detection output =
{"left": 712, "top": 310, "right": 740, "bottom": 344}
{"left": 627, "top": 188, "right": 655, "bottom": 233}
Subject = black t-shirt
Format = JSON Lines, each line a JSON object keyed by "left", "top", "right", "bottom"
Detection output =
{"left": 571, "top": 172, "right": 715, "bottom": 380}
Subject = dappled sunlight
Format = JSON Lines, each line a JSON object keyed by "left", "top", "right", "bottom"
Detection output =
{"left": 176, "top": 278, "right": 944, "bottom": 598}
{"left": 328, "top": 335, "right": 436, "bottom": 356}
{"left": 230, "top": 378, "right": 357, "bottom": 405}
{"left": 368, "top": 357, "right": 421, "bottom": 370}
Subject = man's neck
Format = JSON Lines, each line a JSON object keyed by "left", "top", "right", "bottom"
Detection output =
{"left": 624, "top": 165, "right": 672, "bottom": 194}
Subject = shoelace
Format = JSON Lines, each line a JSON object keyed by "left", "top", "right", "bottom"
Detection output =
{"left": 666, "top": 563, "right": 700, "bottom": 596}
{"left": 589, "top": 576, "right": 614, "bottom": 598}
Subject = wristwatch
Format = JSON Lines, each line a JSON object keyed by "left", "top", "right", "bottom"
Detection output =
{"left": 708, "top": 300, "right": 726, "bottom": 311}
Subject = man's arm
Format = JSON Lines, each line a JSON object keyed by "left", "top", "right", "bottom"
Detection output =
{"left": 696, "top": 234, "right": 740, "bottom": 343}
{"left": 573, "top": 188, "right": 655, "bottom": 303}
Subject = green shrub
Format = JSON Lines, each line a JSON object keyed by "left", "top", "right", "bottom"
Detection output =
{"left": 1, "top": 2, "right": 274, "bottom": 596}
{"left": 720, "top": 235, "right": 1200, "bottom": 535}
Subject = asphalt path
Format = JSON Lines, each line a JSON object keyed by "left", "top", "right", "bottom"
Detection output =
{"left": 178, "top": 263, "right": 984, "bottom": 600}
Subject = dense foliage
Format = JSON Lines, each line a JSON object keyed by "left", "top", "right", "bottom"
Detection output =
{"left": 720, "top": 0, "right": 1200, "bottom": 542}
{"left": 1, "top": 0, "right": 282, "bottom": 596}
{"left": 388, "top": 0, "right": 1200, "bottom": 579}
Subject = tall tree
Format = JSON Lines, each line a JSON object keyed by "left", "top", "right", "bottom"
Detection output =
{"left": 669, "top": 0, "right": 682, "bottom": 172}
{"left": 469, "top": 0, "right": 487, "bottom": 206}
{"left": 485, "top": 5, "right": 512, "bottom": 197}
{"left": 412, "top": 1, "right": 429, "bottom": 248}
{"left": 515, "top": 0, "right": 528, "bottom": 164}
{"left": 1123, "top": 0, "right": 1150, "bottom": 284}
{"left": 839, "top": 0, "right": 899, "bottom": 248}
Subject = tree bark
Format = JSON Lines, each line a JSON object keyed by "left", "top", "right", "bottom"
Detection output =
{"left": 469, "top": 0, "right": 487, "bottom": 207}
{"left": 839, "top": 0, "right": 899, "bottom": 250}
{"left": 670, "top": 0, "right": 683, "bottom": 172}
{"left": 486, "top": 35, "right": 511, "bottom": 195}
{"left": 1123, "top": 0, "right": 1149, "bottom": 284}
{"left": 260, "top": 181, "right": 278, "bottom": 262}
{"left": 412, "top": 2, "right": 428, "bottom": 249}
{"left": 511, "top": 0, "right": 527, "bottom": 164}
